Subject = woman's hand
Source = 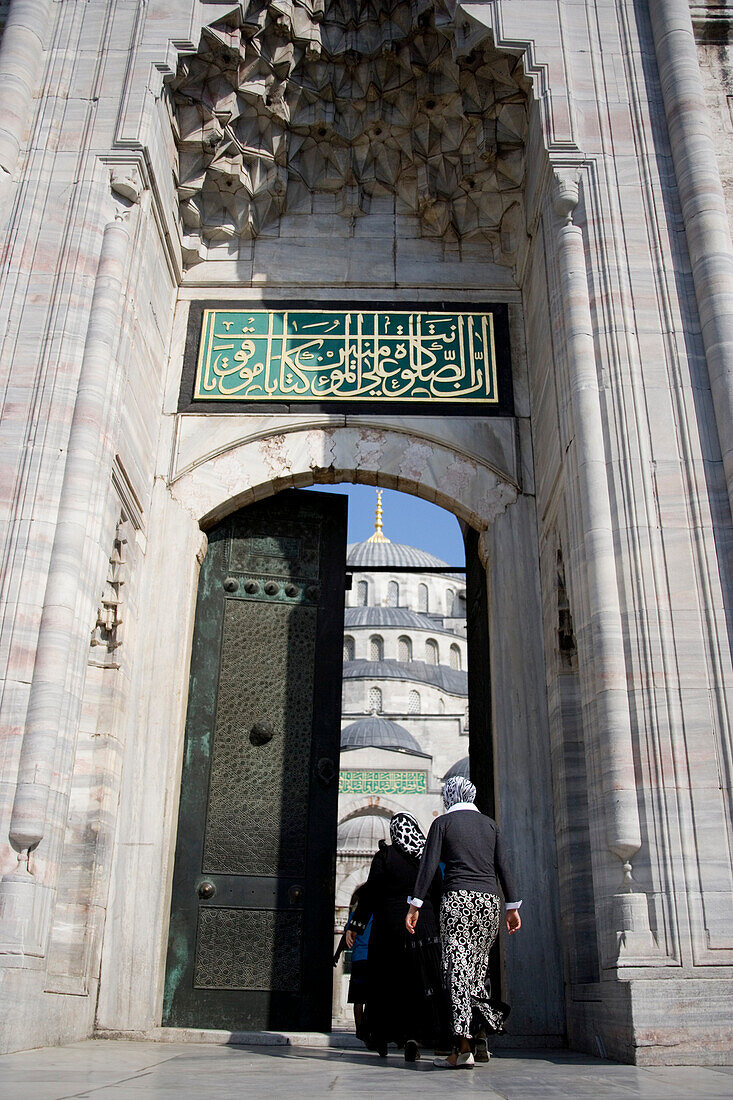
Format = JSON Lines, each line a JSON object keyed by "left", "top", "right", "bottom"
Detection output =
{"left": 345, "top": 929, "right": 356, "bottom": 948}
{"left": 506, "top": 908, "right": 521, "bottom": 934}
{"left": 405, "top": 904, "right": 420, "bottom": 935}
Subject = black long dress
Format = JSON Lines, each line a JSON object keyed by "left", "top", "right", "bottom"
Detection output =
{"left": 351, "top": 840, "right": 448, "bottom": 1051}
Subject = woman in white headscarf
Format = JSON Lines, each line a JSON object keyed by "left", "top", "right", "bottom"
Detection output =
{"left": 406, "top": 776, "right": 521, "bottom": 1069}
{"left": 347, "top": 812, "right": 447, "bottom": 1061}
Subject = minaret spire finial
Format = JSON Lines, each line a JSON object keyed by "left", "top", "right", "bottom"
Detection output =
{"left": 367, "top": 489, "right": 390, "bottom": 544}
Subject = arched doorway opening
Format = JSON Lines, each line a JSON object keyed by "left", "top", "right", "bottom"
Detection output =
{"left": 158, "top": 468, "right": 559, "bottom": 1042}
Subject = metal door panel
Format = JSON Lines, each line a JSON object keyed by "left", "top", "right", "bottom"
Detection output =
{"left": 163, "top": 489, "right": 347, "bottom": 1031}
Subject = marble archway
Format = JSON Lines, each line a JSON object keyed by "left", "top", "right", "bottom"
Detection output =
{"left": 169, "top": 422, "right": 519, "bottom": 537}
{"left": 97, "top": 411, "right": 561, "bottom": 1045}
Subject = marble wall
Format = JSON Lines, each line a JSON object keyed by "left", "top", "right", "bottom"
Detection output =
{"left": 0, "top": 0, "right": 730, "bottom": 1065}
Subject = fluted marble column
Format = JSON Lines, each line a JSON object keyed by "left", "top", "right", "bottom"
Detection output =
{"left": 649, "top": 0, "right": 733, "bottom": 520}
{"left": 0, "top": 0, "right": 54, "bottom": 224}
{"left": 0, "top": 215, "right": 131, "bottom": 954}
{"left": 552, "top": 172, "right": 656, "bottom": 958}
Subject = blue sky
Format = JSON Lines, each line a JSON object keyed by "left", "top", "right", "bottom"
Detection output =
{"left": 304, "top": 484, "right": 464, "bottom": 564}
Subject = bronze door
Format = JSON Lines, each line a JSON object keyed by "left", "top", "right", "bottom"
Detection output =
{"left": 163, "top": 490, "right": 347, "bottom": 1031}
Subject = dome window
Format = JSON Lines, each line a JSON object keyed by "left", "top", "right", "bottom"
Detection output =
{"left": 450, "top": 644, "right": 462, "bottom": 671}
{"left": 357, "top": 580, "right": 369, "bottom": 606}
{"left": 408, "top": 690, "right": 421, "bottom": 715}
{"left": 425, "top": 638, "right": 439, "bottom": 665}
{"left": 398, "top": 635, "right": 412, "bottom": 662}
{"left": 388, "top": 580, "right": 399, "bottom": 607}
{"left": 370, "top": 635, "right": 384, "bottom": 661}
{"left": 369, "top": 686, "right": 383, "bottom": 713}
{"left": 343, "top": 635, "right": 355, "bottom": 662}
{"left": 446, "top": 589, "right": 455, "bottom": 615}
{"left": 418, "top": 583, "right": 429, "bottom": 612}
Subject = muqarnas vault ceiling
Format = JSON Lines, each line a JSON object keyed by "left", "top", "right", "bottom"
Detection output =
{"left": 170, "top": 1, "right": 530, "bottom": 266}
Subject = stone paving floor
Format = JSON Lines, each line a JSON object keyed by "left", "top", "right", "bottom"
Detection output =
{"left": 0, "top": 1040, "right": 732, "bottom": 1099}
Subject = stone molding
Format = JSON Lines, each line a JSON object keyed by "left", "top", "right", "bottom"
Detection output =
{"left": 338, "top": 795, "right": 405, "bottom": 823}
{"left": 168, "top": 423, "right": 519, "bottom": 532}
{"left": 689, "top": 2, "right": 733, "bottom": 42}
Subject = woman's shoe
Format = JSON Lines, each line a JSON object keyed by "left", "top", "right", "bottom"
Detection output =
{"left": 433, "top": 1051, "right": 475, "bottom": 1069}
{"left": 376, "top": 1041, "right": 388, "bottom": 1058}
{"left": 474, "top": 1037, "right": 490, "bottom": 1062}
{"left": 404, "top": 1039, "right": 420, "bottom": 1062}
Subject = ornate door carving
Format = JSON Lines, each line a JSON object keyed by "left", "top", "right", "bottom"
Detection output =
{"left": 163, "top": 490, "right": 347, "bottom": 1031}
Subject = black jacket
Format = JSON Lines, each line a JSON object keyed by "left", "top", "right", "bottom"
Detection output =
{"left": 351, "top": 841, "right": 442, "bottom": 940}
{"left": 412, "top": 809, "right": 518, "bottom": 903}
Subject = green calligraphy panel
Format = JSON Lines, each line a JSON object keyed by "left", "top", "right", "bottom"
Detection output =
{"left": 193, "top": 309, "right": 499, "bottom": 404}
{"left": 339, "top": 770, "right": 428, "bottom": 795}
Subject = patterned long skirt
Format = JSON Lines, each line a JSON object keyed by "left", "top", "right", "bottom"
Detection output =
{"left": 439, "top": 889, "right": 505, "bottom": 1039}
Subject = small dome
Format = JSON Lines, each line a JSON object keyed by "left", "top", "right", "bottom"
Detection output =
{"left": 443, "top": 755, "right": 471, "bottom": 781}
{"left": 341, "top": 715, "right": 429, "bottom": 757}
{"left": 347, "top": 540, "right": 450, "bottom": 569}
{"left": 337, "top": 813, "right": 390, "bottom": 854}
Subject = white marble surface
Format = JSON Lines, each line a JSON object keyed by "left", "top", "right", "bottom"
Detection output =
{"left": 0, "top": 1040, "right": 732, "bottom": 1098}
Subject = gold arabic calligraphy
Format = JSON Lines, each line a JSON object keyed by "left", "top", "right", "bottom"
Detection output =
{"left": 195, "top": 310, "right": 498, "bottom": 403}
{"left": 338, "top": 770, "right": 428, "bottom": 795}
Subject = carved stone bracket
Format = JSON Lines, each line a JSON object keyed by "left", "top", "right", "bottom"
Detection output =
{"left": 90, "top": 515, "right": 128, "bottom": 668}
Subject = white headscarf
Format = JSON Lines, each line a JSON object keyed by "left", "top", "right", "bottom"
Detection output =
{"left": 442, "top": 775, "right": 477, "bottom": 810}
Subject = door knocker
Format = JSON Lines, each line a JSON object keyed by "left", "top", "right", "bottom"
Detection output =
{"left": 316, "top": 757, "right": 336, "bottom": 785}
{"left": 250, "top": 720, "right": 276, "bottom": 746}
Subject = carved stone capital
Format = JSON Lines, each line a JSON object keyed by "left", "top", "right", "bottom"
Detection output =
{"left": 110, "top": 164, "right": 145, "bottom": 205}
{"left": 552, "top": 168, "right": 580, "bottom": 222}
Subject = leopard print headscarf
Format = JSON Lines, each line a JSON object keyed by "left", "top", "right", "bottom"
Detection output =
{"left": 442, "top": 775, "right": 477, "bottom": 810}
{"left": 389, "top": 812, "right": 426, "bottom": 860}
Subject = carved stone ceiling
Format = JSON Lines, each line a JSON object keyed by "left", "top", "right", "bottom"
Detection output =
{"left": 171, "top": 1, "right": 530, "bottom": 265}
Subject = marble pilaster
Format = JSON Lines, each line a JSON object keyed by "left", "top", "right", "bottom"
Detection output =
{"left": 0, "top": 0, "right": 54, "bottom": 225}
{"left": 649, "top": 0, "right": 733, "bottom": 521}
{"left": 0, "top": 215, "right": 132, "bottom": 956}
{"left": 550, "top": 170, "right": 657, "bottom": 960}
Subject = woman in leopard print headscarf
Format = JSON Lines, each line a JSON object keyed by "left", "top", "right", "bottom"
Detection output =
{"left": 346, "top": 812, "right": 449, "bottom": 1060}
{"left": 389, "top": 811, "right": 425, "bottom": 860}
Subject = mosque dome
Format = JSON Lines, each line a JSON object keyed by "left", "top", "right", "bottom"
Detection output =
{"left": 337, "top": 813, "right": 390, "bottom": 855}
{"left": 443, "top": 755, "right": 471, "bottom": 781}
{"left": 347, "top": 540, "right": 450, "bottom": 570}
{"left": 340, "top": 715, "right": 429, "bottom": 757}
{"left": 346, "top": 487, "right": 453, "bottom": 570}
